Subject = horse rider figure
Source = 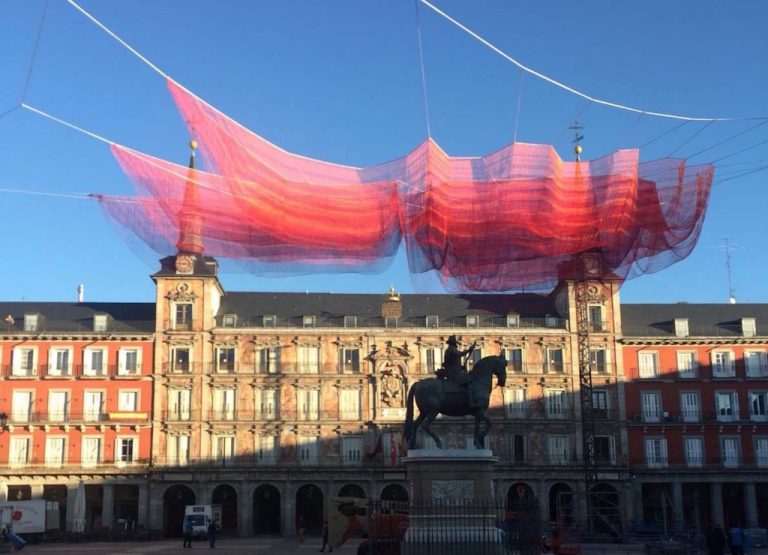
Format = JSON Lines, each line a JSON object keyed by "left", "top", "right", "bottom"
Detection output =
{"left": 441, "top": 335, "right": 478, "bottom": 408}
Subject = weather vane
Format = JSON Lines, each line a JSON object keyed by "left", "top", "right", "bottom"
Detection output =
{"left": 570, "top": 121, "right": 584, "bottom": 161}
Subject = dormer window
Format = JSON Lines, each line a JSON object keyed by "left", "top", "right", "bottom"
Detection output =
{"left": 466, "top": 315, "right": 480, "bottom": 328}
{"left": 742, "top": 318, "right": 757, "bottom": 338}
{"left": 385, "top": 317, "right": 398, "bottom": 329}
{"left": 344, "top": 316, "right": 357, "bottom": 328}
{"left": 674, "top": 318, "right": 689, "bottom": 338}
{"left": 222, "top": 314, "right": 237, "bottom": 328}
{"left": 93, "top": 314, "right": 108, "bottom": 333}
{"left": 263, "top": 315, "right": 276, "bottom": 328}
{"left": 506, "top": 314, "right": 520, "bottom": 328}
{"left": 545, "top": 316, "right": 558, "bottom": 328}
{"left": 24, "top": 314, "right": 39, "bottom": 332}
{"left": 426, "top": 315, "right": 439, "bottom": 328}
{"left": 303, "top": 315, "right": 316, "bottom": 328}
{"left": 174, "top": 303, "right": 193, "bottom": 331}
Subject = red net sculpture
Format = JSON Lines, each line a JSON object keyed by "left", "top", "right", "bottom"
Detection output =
{"left": 96, "top": 80, "right": 714, "bottom": 291}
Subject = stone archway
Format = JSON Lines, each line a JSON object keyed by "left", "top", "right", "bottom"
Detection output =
{"left": 338, "top": 484, "right": 366, "bottom": 499}
{"left": 549, "top": 482, "right": 574, "bottom": 525}
{"left": 253, "top": 484, "right": 281, "bottom": 535}
{"left": 591, "top": 483, "right": 621, "bottom": 538}
{"left": 43, "top": 484, "right": 68, "bottom": 531}
{"left": 163, "top": 485, "right": 196, "bottom": 537}
{"left": 507, "top": 482, "right": 535, "bottom": 513}
{"left": 296, "top": 484, "right": 324, "bottom": 535}
{"left": 381, "top": 484, "right": 409, "bottom": 503}
{"left": 212, "top": 484, "right": 238, "bottom": 534}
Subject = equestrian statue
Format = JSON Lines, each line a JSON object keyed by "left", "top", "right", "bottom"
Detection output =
{"left": 404, "top": 336, "right": 507, "bottom": 450}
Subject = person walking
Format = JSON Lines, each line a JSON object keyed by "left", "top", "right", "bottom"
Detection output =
{"left": 182, "top": 516, "right": 193, "bottom": 548}
{"left": 319, "top": 520, "right": 333, "bottom": 552}
{"left": 728, "top": 523, "right": 745, "bottom": 555}
{"left": 207, "top": 519, "right": 217, "bottom": 548}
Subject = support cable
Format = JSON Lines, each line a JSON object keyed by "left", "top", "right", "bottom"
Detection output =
{"left": 686, "top": 120, "right": 768, "bottom": 160}
{"left": 414, "top": 0, "right": 432, "bottom": 138}
{"left": 21, "top": 103, "right": 114, "bottom": 145}
{"left": 512, "top": 72, "right": 524, "bottom": 143}
{"left": 21, "top": 0, "right": 49, "bottom": 103}
{"left": 667, "top": 120, "right": 714, "bottom": 157}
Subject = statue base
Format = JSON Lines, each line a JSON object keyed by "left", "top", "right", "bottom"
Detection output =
{"left": 402, "top": 449, "right": 505, "bottom": 555}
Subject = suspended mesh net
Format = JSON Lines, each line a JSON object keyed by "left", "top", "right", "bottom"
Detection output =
{"left": 96, "top": 79, "right": 714, "bottom": 292}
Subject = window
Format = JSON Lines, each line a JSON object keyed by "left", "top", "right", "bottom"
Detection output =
{"left": 298, "top": 436, "right": 319, "bottom": 465}
{"left": 83, "top": 391, "right": 104, "bottom": 421}
{"left": 684, "top": 437, "right": 703, "bottom": 468}
{"left": 213, "top": 389, "right": 236, "bottom": 420}
{"left": 645, "top": 438, "right": 667, "bottom": 468}
{"left": 546, "top": 348, "right": 564, "bottom": 373}
{"left": 340, "top": 389, "right": 361, "bottom": 420}
{"left": 9, "top": 437, "right": 30, "bottom": 468}
{"left": 171, "top": 348, "right": 191, "bottom": 373}
{"left": 545, "top": 389, "right": 567, "bottom": 419}
{"left": 508, "top": 434, "right": 526, "bottom": 463}
{"left": 746, "top": 351, "right": 768, "bottom": 378}
{"left": 23, "top": 314, "right": 39, "bottom": 332}
{"left": 12, "top": 348, "right": 36, "bottom": 376}
{"left": 93, "top": 314, "right": 108, "bottom": 332}
{"left": 638, "top": 352, "right": 659, "bottom": 379}
{"left": 742, "top": 318, "right": 757, "bottom": 338}
{"left": 214, "top": 436, "right": 235, "bottom": 462}
{"left": 263, "top": 315, "right": 277, "bottom": 327}
{"left": 426, "top": 315, "right": 439, "bottom": 328}
{"left": 548, "top": 435, "right": 569, "bottom": 465}
{"left": 503, "top": 388, "right": 527, "bottom": 418}
{"left": 257, "top": 389, "right": 278, "bottom": 420}
{"left": 297, "top": 346, "right": 320, "bottom": 374}
{"left": 676, "top": 351, "right": 698, "bottom": 378}
{"left": 466, "top": 315, "right": 480, "bottom": 328}
{"left": 464, "top": 434, "right": 490, "bottom": 450}
{"left": 503, "top": 348, "right": 523, "bottom": 373}
{"left": 681, "top": 392, "right": 700, "bottom": 422}
{"left": 297, "top": 389, "right": 319, "bottom": 421}
{"left": 47, "top": 348, "right": 72, "bottom": 376}
{"left": 340, "top": 348, "right": 361, "bottom": 374}
{"left": 48, "top": 391, "right": 69, "bottom": 422}
{"left": 222, "top": 314, "right": 237, "bottom": 328}
{"left": 216, "top": 347, "right": 236, "bottom": 373}
{"left": 118, "top": 391, "right": 138, "bottom": 413}
{"left": 385, "top": 317, "right": 398, "bottom": 328}
{"left": 116, "top": 438, "right": 136, "bottom": 466}
{"left": 168, "top": 389, "right": 191, "bottom": 421}
{"left": 545, "top": 316, "right": 558, "bottom": 328}
{"left": 506, "top": 314, "right": 520, "bottom": 328}
{"left": 258, "top": 347, "right": 280, "bottom": 374}
{"left": 592, "top": 390, "right": 609, "bottom": 419}
{"left": 595, "top": 436, "right": 615, "bottom": 465}
{"left": 45, "top": 437, "right": 66, "bottom": 467}
{"left": 83, "top": 348, "right": 107, "bottom": 377}
{"left": 590, "top": 349, "right": 607, "bottom": 374}
{"left": 174, "top": 303, "right": 193, "bottom": 330}
{"left": 11, "top": 391, "right": 33, "bottom": 422}
{"left": 674, "top": 318, "right": 689, "bottom": 338}
{"left": 641, "top": 392, "right": 661, "bottom": 423}
{"left": 715, "top": 391, "right": 739, "bottom": 421}
{"left": 256, "top": 435, "right": 276, "bottom": 465}
{"left": 749, "top": 392, "right": 768, "bottom": 421}
{"left": 118, "top": 348, "right": 141, "bottom": 375}
{"left": 81, "top": 437, "right": 101, "bottom": 468}
{"left": 302, "top": 315, "right": 316, "bottom": 328}
{"left": 588, "top": 305, "right": 604, "bottom": 332}
{"left": 423, "top": 347, "right": 442, "bottom": 374}
{"left": 712, "top": 351, "right": 735, "bottom": 378}
{"left": 344, "top": 315, "right": 357, "bottom": 328}
{"left": 341, "top": 436, "right": 363, "bottom": 465}
{"left": 468, "top": 348, "right": 482, "bottom": 369}
{"left": 756, "top": 438, "right": 768, "bottom": 468}
{"left": 167, "top": 435, "right": 190, "bottom": 466}
{"left": 721, "top": 437, "right": 739, "bottom": 468}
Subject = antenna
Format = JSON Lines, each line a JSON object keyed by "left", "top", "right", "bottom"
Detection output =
{"left": 570, "top": 121, "right": 584, "bottom": 161}
{"left": 721, "top": 238, "right": 736, "bottom": 304}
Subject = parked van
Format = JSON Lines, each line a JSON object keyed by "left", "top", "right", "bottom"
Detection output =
{"left": 184, "top": 505, "right": 222, "bottom": 537}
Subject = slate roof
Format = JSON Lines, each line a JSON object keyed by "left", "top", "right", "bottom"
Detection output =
{"left": 0, "top": 302, "right": 156, "bottom": 334}
{"left": 217, "top": 291, "right": 561, "bottom": 328}
{"left": 621, "top": 303, "right": 768, "bottom": 338}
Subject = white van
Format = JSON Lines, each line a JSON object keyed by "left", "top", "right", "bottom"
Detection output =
{"left": 184, "top": 504, "right": 222, "bottom": 537}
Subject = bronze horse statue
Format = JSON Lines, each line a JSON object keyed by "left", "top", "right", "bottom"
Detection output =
{"left": 404, "top": 355, "right": 507, "bottom": 450}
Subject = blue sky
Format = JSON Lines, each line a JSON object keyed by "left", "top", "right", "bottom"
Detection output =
{"left": 1, "top": 0, "right": 766, "bottom": 303}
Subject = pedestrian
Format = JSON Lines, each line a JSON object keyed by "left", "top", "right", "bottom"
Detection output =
{"left": 2, "top": 524, "right": 26, "bottom": 551}
{"left": 297, "top": 514, "right": 306, "bottom": 544}
{"left": 707, "top": 525, "right": 726, "bottom": 555}
{"left": 728, "top": 523, "right": 745, "bottom": 555}
{"left": 182, "top": 515, "right": 193, "bottom": 548}
{"left": 319, "top": 520, "right": 333, "bottom": 552}
{"left": 207, "top": 519, "right": 217, "bottom": 548}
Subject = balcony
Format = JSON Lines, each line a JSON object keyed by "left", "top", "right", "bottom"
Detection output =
{"left": 163, "top": 409, "right": 197, "bottom": 421}
{"left": 4, "top": 458, "right": 150, "bottom": 471}
{"left": 208, "top": 409, "right": 238, "bottom": 421}
{"left": 7, "top": 411, "right": 150, "bottom": 424}
{"left": 161, "top": 362, "right": 198, "bottom": 374}
{"left": 207, "top": 363, "right": 239, "bottom": 374}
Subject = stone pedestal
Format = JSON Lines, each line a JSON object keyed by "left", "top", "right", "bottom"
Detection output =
{"left": 402, "top": 449, "right": 505, "bottom": 555}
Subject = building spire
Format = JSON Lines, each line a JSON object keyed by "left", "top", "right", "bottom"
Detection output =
{"left": 175, "top": 139, "right": 204, "bottom": 255}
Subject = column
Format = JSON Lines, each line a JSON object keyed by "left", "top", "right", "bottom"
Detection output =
{"left": 65, "top": 483, "right": 78, "bottom": 531}
{"left": 30, "top": 484, "right": 44, "bottom": 499}
{"left": 745, "top": 482, "right": 758, "bottom": 528}
{"left": 238, "top": 482, "right": 251, "bottom": 537}
{"left": 711, "top": 482, "right": 724, "bottom": 528}
{"left": 102, "top": 483, "right": 114, "bottom": 531}
{"left": 672, "top": 481, "right": 684, "bottom": 530}
{"left": 283, "top": 483, "right": 296, "bottom": 537}
{"left": 537, "top": 481, "right": 549, "bottom": 523}
{"left": 137, "top": 484, "right": 149, "bottom": 528}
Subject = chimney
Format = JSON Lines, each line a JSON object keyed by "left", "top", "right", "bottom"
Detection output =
{"left": 77, "top": 284, "right": 85, "bottom": 303}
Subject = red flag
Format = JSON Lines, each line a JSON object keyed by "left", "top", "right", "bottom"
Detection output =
{"left": 398, "top": 433, "right": 408, "bottom": 456}
{"left": 389, "top": 434, "right": 397, "bottom": 466}
{"left": 366, "top": 434, "right": 382, "bottom": 462}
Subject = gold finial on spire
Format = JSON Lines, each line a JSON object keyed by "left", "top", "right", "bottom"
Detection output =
{"left": 569, "top": 121, "right": 584, "bottom": 162}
